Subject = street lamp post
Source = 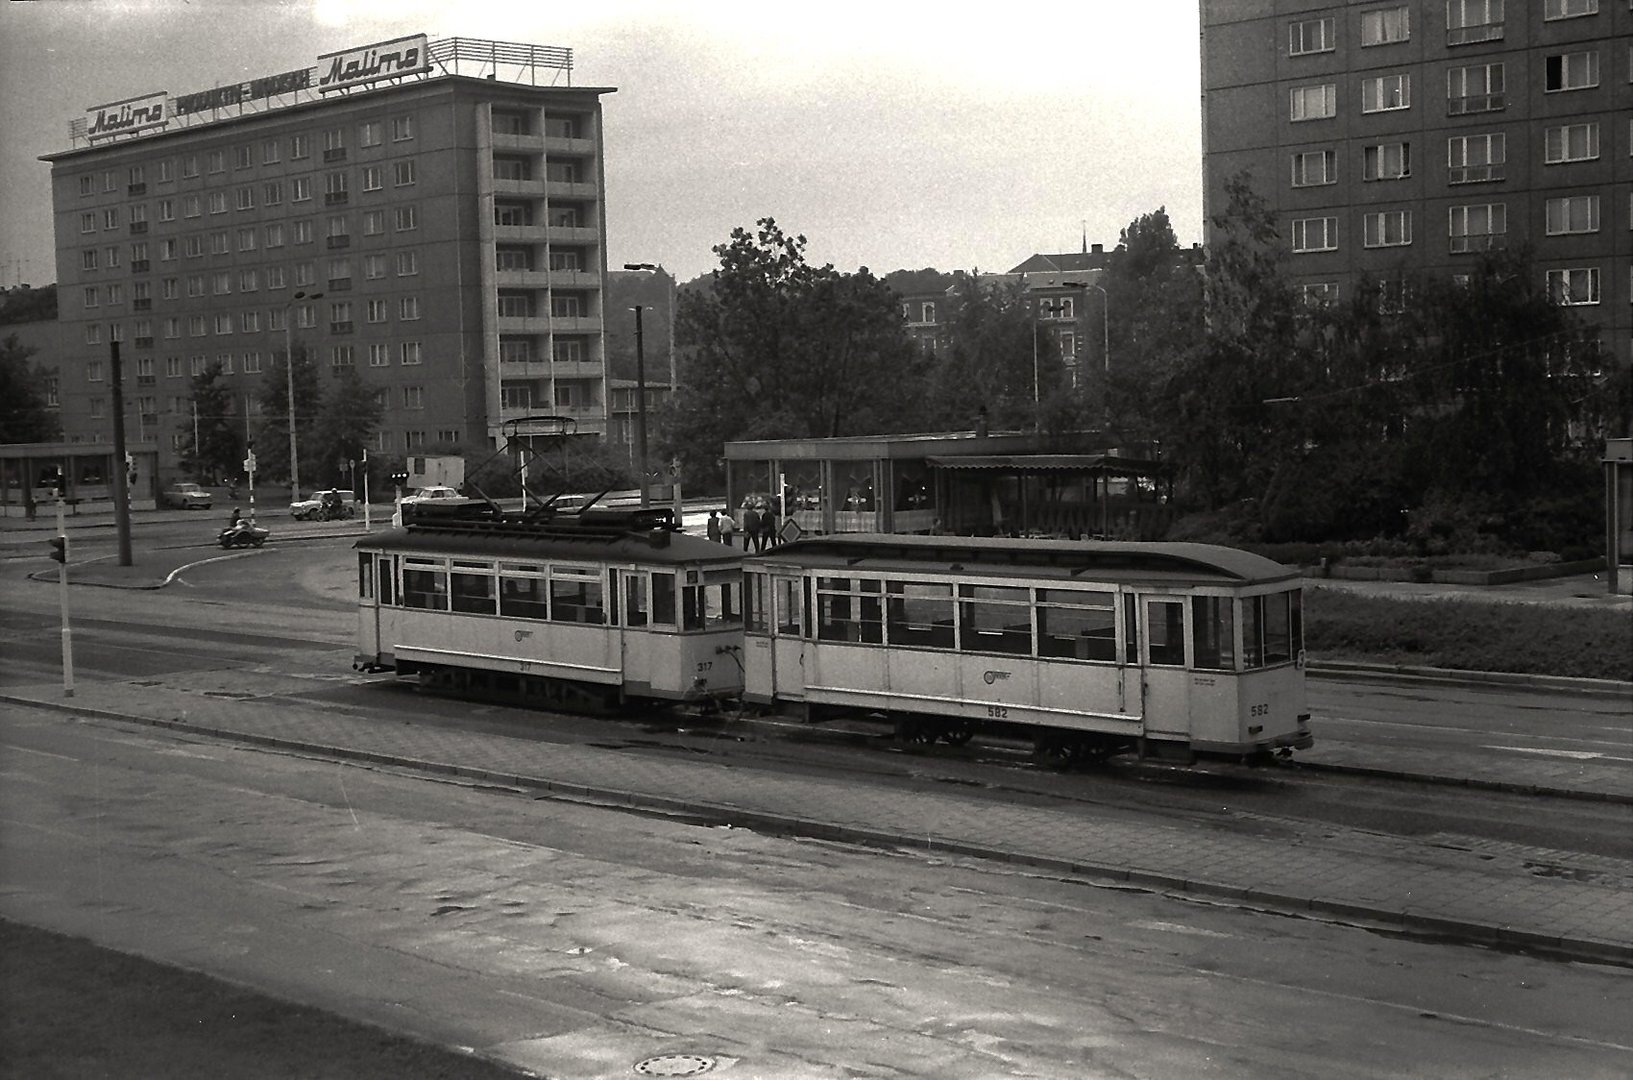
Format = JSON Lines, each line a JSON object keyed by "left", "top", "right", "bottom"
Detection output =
{"left": 283, "top": 289, "right": 322, "bottom": 503}
{"left": 623, "top": 263, "right": 675, "bottom": 389}
{"left": 632, "top": 304, "right": 650, "bottom": 508}
{"left": 1062, "top": 280, "right": 1109, "bottom": 425}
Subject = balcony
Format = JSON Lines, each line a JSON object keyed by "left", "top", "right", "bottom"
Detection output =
{"left": 1446, "top": 23, "right": 1503, "bottom": 46}
{"left": 130, "top": 221, "right": 148, "bottom": 234}
{"left": 1449, "top": 234, "right": 1506, "bottom": 254}
{"left": 543, "top": 134, "right": 595, "bottom": 155}
{"left": 546, "top": 224, "right": 599, "bottom": 245}
{"left": 546, "top": 268, "right": 597, "bottom": 288}
{"left": 133, "top": 298, "right": 152, "bottom": 311}
{"left": 137, "top": 374, "right": 156, "bottom": 385}
{"left": 327, "top": 277, "right": 353, "bottom": 291}
{"left": 493, "top": 177, "right": 543, "bottom": 196}
{"left": 325, "top": 191, "right": 349, "bottom": 206}
{"left": 1448, "top": 164, "right": 1504, "bottom": 184}
{"left": 496, "top": 314, "right": 602, "bottom": 335}
{"left": 134, "top": 337, "right": 154, "bottom": 349}
{"left": 544, "top": 180, "right": 598, "bottom": 200}
{"left": 1448, "top": 93, "right": 1504, "bottom": 115}
{"left": 323, "top": 147, "right": 347, "bottom": 162}
{"left": 494, "top": 268, "right": 553, "bottom": 289}
{"left": 493, "top": 224, "right": 544, "bottom": 244}
{"left": 491, "top": 132, "right": 546, "bottom": 153}
{"left": 127, "top": 183, "right": 147, "bottom": 196}
{"left": 131, "top": 260, "right": 151, "bottom": 273}
{"left": 330, "top": 321, "right": 354, "bottom": 334}
{"left": 326, "top": 234, "right": 351, "bottom": 249}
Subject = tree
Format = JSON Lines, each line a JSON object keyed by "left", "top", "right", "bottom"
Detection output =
{"left": 255, "top": 344, "right": 323, "bottom": 484}
{"left": 308, "top": 365, "right": 382, "bottom": 489}
{"left": 0, "top": 285, "right": 58, "bottom": 326}
{"left": 664, "top": 218, "right": 926, "bottom": 485}
{"left": 0, "top": 334, "right": 60, "bottom": 443}
{"left": 923, "top": 272, "right": 1040, "bottom": 432}
{"left": 180, "top": 361, "right": 242, "bottom": 481}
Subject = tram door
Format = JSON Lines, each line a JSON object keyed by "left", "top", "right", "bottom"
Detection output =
{"left": 358, "top": 553, "right": 393, "bottom": 663}
{"left": 1138, "top": 595, "right": 1190, "bottom": 738}
{"left": 769, "top": 573, "right": 806, "bottom": 699}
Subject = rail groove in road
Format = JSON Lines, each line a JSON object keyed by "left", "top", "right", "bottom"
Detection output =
{"left": 5, "top": 681, "right": 1630, "bottom": 969}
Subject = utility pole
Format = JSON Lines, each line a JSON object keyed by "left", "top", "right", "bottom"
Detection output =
{"left": 108, "top": 340, "right": 133, "bottom": 566}
{"left": 633, "top": 304, "right": 650, "bottom": 508}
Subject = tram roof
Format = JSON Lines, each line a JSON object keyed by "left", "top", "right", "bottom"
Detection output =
{"left": 752, "top": 534, "right": 1297, "bottom": 586}
{"left": 356, "top": 512, "right": 742, "bottom": 566}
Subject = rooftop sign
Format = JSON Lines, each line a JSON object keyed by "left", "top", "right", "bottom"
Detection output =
{"left": 72, "top": 34, "right": 569, "bottom": 147}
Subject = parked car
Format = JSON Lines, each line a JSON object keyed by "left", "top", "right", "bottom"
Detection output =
{"left": 399, "top": 485, "right": 466, "bottom": 506}
{"left": 290, "top": 488, "right": 355, "bottom": 520}
{"left": 161, "top": 482, "right": 213, "bottom": 510}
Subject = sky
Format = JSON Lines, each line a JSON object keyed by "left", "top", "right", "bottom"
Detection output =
{"left": 0, "top": 0, "right": 1204, "bottom": 288}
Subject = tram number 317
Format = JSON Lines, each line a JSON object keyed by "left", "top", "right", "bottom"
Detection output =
{"left": 696, "top": 661, "right": 713, "bottom": 673}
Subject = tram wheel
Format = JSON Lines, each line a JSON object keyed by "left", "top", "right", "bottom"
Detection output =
{"left": 895, "top": 717, "right": 938, "bottom": 745}
{"left": 941, "top": 721, "right": 976, "bottom": 747}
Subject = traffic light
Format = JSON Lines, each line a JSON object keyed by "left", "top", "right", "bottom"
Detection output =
{"left": 48, "top": 536, "right": 67, "bottom": 564}
{"left": 391, "top": 469, "right": 409, "bottom": 488}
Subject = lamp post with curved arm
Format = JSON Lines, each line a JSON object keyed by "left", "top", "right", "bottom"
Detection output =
{"left": 284, "top": 289, "right": 322, "bottom": 502}
{"left": 1062, "top": 280, "right": 1109, "bottom": 425}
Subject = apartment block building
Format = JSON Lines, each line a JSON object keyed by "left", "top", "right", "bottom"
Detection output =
{"left": 42, "top": 35, "right": 613, "bottom": 483}
{"left": 1200, "top": 0, "right": 1630, "bottom": 362}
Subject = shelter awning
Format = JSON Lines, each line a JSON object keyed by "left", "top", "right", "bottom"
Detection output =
{"left": 925, "top": 454, "right": 1169, "bottom": 476}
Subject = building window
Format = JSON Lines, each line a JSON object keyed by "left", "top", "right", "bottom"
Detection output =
{"left": 290, "top": 134, "right": 309, "bottom": 159}
{"left": 363, "top": 210, "right": 384, "bottom": 236}
{"left": 367, "top": 299, "right": 389, "bottom": 323}
{"left": 1290, "top": 84, "right": 1336, "bottom": 121}
{"left": 365, "top": 254, "right": 386, "bottom": 279}
{"left": 81, "top": 249, "right": 98, "bottom": 271}
{"left": 207, "top": 150, "right": 225, "bottom": 174}
{"left": 1364, "top": 210, "right": 1413, "bottom": 248}
{"left": 1545, "top": 51, "right": 1599, "bottom": 92}
{"left": 498, "top": 291, "right": 532, "bottom": 317}
{"left": 394, "top": 205, "right": 418, "bottom": 231}
{"left": 103, "top": 208, "right": 121, "bottom": 230}
{"left": 182, "top": 155, "right": 200, "bottom": 178}
{"left": 295, "top": 261, "right": 315, "bottom": 287}
{"left": 392, "top": 161, "right": 417, "bottom": 187}
{"left": 1447, "top": 0, "right": 1504, "bottom": 43}
{"left": 403, "top": 386, "right": 423, "bottom": 410}
{"left": 1361, "top": 73, "right": 1410, "bottom": 113}
{"left": 1362, "top": 142, "right": 1411, "bottom": 180}
{"left": 264, "top": 181, "right": 284, "bottom": 206}
{"left": 391, "top": 115, "right": 415, "bottom": 141}
{"left": 158, "top": 199, "right": 175, "bottom": 222}
{"left": 186, "top": 274, "right": 204, "bottom": 297}
{"left": 1287, "top": 17, "right": 1335, "bottom": 55}
{"left": 266, "top": 266, "right": 286, "bottom": 290}
{"left": 292, "top": 177, "right": 312, "bottom": 202}
{"left": 156, "top": 160, "right": 174, "bottom": 184}
{"left": 1361, "top": 6, "right": 1410, "bottom": 45}
{"left": 291, "top": 219, "right": 314, "bottom": 245}
{"left": 360, "top": 121, "right": 383, "bottom": 148}
{"left": 495, "top": 202, "right": 531, "bottom": 226}
{"left": 325, "top": 172, "right": 349, "bottom": 200}
{"left": 369, "top": 343, "right": 391, "bottom": 367}
{"left": 266, "top": 223, "right": 285, "bottom": 248}
{"left": 243, "top": 351, "right": 262, "bottom": 374}
{"left": 207, "top": 192, "right": 227, "bottom": 215}
{"left": 1545, "top": 195, "right": 1601, "bottom": 235}
{"left": 496, "top": 246, "right": 532, "bottom": 271}
{"left": 233, "top": 144, "right": 252, "bottom": 170}
{"left": 362, "top": 166, "right": 382, "bottom": 192}
{"left": 209, "top": 232, "right": 229, "bottom": 255}
{"left": 160, "top": 237, "right": 180, "bottom": 261}
{"left": 239, "top": 311, "right": 261, "bottom": 333}
{"left": 1447, "top": 62, "right": 1504, "bottom": 115}
{"left": 1544, "top": 0, "right": 1598, "bottom": 18}
{"left": 398, "top": 296, "right": 421, "bottom": 321}
{"left": 1545, "top": 123, "right": 1599, "bottom": 163}
{"left": 212, "top": 271, "right": 232, "bottom": 295}
{"left": 1293, "top": 149, "right": 1332, "bottom": 187}
{"left": 1447, "top": 133, "right": 1505, "bottom": 182}
{"left": 493, "top": 110, "right": 529, "bottom": 136}
{"left": 237, "top": 228, "right": 257, "bottom": 252}
{"left": 396, "top": 251, "right": 419, "bottom": 277}
{"left": 331, "top": 345, "right": 354, "bottom": 368}
{"left": 553, "top": 338, "right": 586, "bottom": 363}
{"left": 493, "top": 156, "right": 532, "bottom": 181}
{"left": 162, "top": 277, "right": 179, "bottom": 300}
{"left": 1291, "top": 216, "right": 1338, "bottom": 252}
{"left": 239, "top": 269, "right": 259, "bottom": 292}
{"left": 79, "top": 175, "right": 94, "bottom": 196}
{"left": 400, "top": 341, "right": 421, "bottom": 365}
{"left": 1448, "top": 203, "right": 1507, "bottom": 252}
{"left": 1547, "top": 268, "right": 1599, "bottom": 305}
{"left": 262, "top": 139, "right": 282, "bottom": 165}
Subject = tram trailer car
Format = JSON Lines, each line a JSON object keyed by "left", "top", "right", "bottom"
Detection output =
{"left": 355, "top": 508, "right": 745, "bottom": 711}
{"left": 741, "top": 534, "right": 1311, "bottom": 764}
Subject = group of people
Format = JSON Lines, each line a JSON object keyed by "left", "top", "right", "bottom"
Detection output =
{"left": 707, "top": 504, "right": 777, "bottom": 553}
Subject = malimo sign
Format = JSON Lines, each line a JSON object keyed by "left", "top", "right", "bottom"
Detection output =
{"left": 78, "top": 32, "right": 432, "bottom": 143}
{"left": 317, "top": 34, "right": 431, "bottom": 93}
{"left": 82, "top": 92, "right": 169, "bottom": 142}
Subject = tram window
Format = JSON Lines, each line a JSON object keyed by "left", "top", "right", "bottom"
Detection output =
{"left": 774, "top": 577, "right": 801, "bottom": 635}
{"left": 625, "top": 573, "right": 650, "bottom": 627}
{"left": 1123, "top": 593, "right": 1140, "bottom": 664}
{"left": 550, "top": 566, "right": 604, "bottom": 624}
{"left": 377, "top": 558, "right": 394, "bottom": 605}
{"left": 816, "top": 577, "right": 883, "bottom": 644}
{"left": 1191, "top": 595, "right": 1235, "bottom": 670}
{"left": 958, "top": 584, "right": 1031, "bottom": 656}
{"left": 745, "top": 573, "right": 767, "bottom": 632}
{"left": 1146, "top": 599, "right": 1185, "bottom": 666}
{"left": 1037, "top": 588, "right": 1115, "bottom": 661}
{"left": 887, "top": 581, "right": 954, "bottom": 649}
{"left": 1242, "top": 596, "right": 1262, "bottom": 668}
{"left": 450, "top": 571, "right": 496, "bottom": 614}
{"left": 651, "top": 572, "right": 676, "bottom": 627}
{"left": 401, "top": 567, "right": 447, "bottom": 610}
{"left": 499, "top": 576, "right": 547, "bottom": 620}
{"left": 358, "top": 553, "right": 374, "bottom": 600}
{"left": 705, "top": 573, "right": 742, "bottom": 627}
{"left": 1263, "top": 591, "right": 1293, "bottom": 665}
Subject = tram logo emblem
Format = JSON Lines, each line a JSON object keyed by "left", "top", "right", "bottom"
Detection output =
{"left": 982, "top": 670, "right": 1011, "bottom": 684}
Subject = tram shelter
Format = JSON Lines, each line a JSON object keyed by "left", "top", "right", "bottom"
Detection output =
{"left": 0, "top": 441, "right": 157, "bottom": 518}
{"left": 724, "top": 430, "right": 1172, "bottom": 540}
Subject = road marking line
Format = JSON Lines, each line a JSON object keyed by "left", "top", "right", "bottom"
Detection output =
{"left": 1480, "top": 745, "right": 1629, "bottom": 761}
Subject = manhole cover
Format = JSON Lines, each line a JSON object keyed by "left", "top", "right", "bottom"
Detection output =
{"left": 634, "top": 1054, "right": 715, "bottom": 1076}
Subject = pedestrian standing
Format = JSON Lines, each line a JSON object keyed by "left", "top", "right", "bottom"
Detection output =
{"left": 719, "top": 509, "right": 736, "bottom": 548}
{"left": 706, "top": 509, "right": 721, "bottom": 543}
{"left": 754, "top": 505, "right": 775, "bottom": 552}
{"left": 740, "top": 503, "right": 759, "bottom": 552}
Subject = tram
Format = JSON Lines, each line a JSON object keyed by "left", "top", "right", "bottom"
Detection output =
{"left": 355, "top": 507, "right": 745, "bottom": 710}
{"left": 741, "top": 534, "right": 1311, "bottom": 763}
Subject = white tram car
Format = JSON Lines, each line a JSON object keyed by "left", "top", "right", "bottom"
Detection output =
{"left": 354, "top": 508, "right": 745, "bottom": 710}
{"left": 741, "top": 534, "right": 1312, "bottom": 762}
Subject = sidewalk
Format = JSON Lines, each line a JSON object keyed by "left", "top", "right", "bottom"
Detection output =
{"left": 4, "top": 678, "right": 1629, "bottom": 965}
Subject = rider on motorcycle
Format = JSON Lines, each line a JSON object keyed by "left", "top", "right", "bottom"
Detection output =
{"left": 228, "top": 507, "right": 245, "bottom": 529}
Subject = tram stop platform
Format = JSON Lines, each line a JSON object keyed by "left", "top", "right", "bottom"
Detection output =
{"left": 3, "top": 677, "right": 1629, "bottom": 967}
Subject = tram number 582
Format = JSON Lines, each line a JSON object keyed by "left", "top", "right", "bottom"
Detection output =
{"left": 1249, "top": 703, "right": 1269, "bottom": 717}
{"left": 986, "top": 704, "right": 1009, "bottom": 719}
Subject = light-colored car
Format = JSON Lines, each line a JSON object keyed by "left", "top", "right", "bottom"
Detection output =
{"left": 290, "top": 489, "right": 355, "bottom": 520}
{"left": 161, "top": 482, "right": 213, "bottom": 510}
{"left": 399, "top": 485, "right": 466, "bottom": 506}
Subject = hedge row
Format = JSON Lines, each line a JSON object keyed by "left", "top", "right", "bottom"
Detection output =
{"left": 1304, "top": 589, "right": 1632, "bottom": 682}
